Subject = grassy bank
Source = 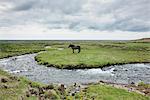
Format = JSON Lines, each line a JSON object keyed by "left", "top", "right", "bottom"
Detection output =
{"left": 1, "top": 69, "right": 149, "bottom": 100}
{"left": 0, "top": 69, "right": 40, "bottom": 100}
{"left": 0, "top": 69, "right": 66, "bottom": 100}
{"left": 35, "top": 41, "right": 150, "bottom": 69}
{"left": 73, "top": 84, "right": 150, "bottom": 100}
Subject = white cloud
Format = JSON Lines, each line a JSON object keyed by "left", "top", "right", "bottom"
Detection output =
{"left": 0, "top": 0, "right": 150, "bottom": 40}
{"left": 0, "top": 24, "right": 149, "bottom": 40}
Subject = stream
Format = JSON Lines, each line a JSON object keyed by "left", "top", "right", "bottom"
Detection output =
{"left": 0, "top": 53, "right": 150, "bottom": 85}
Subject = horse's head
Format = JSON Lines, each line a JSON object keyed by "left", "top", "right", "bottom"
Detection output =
{"left": 68, "top": 44, "right": 73, "bottom": 48}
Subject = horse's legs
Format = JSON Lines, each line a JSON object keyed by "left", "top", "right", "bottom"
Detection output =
{"left": 78, "top": 48, "right": 80, "bottom": 53}
{"left": 72, "top": 49, "right": 74, "bottom": 53}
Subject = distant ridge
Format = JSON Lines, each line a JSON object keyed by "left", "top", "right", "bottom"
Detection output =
{"left": 135, "top": 38, "right": 150, "bottom": 42}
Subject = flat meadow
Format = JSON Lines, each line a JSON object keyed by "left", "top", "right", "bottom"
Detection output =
{"left": 35, "top": 40, "right": 150, "bottom": 69}
{"left": 0, "top": 40, "right": 150, "bottom": 99}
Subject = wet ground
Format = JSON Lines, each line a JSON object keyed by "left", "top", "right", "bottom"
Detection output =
{"left": 0, "top": 53, "right": 150, "bottom": 85}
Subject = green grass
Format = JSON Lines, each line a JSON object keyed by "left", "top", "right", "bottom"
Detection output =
{"left": 35, "top": 41, "right": 150, "bottom": 69}
{"left": 0, "top": 40, "right": 78, "bottom": 59}
{"left": 73, "top": 84, "right": 150, "bottom": 100}
{"left": 138, "top": 82, "right": 150, "bottom": 88}
{"left": 0, "top": 69, "right": 37, "bottom": 100}
{"left": 0, "top": 41, "right": 47, "bottom": 59}
{"left": 0, "top": 69, "right": 63, "bottom": 100}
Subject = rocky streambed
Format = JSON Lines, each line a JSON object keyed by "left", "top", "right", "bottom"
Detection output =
{"left": 0, "top": 53, "right": 150, "bottom": 85}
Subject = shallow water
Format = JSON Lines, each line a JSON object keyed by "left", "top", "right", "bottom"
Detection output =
{"left": 0, "top": 54, "right": 150, "bottom": 85}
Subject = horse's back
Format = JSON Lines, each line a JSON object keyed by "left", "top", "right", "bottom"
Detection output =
{"left": 77, "top": 46, "right": 80, "bottom": 48}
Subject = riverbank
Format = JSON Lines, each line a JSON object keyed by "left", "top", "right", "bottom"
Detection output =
{"left": 74, "top": 82, "right": 150, "bottom": 100}
{"left": 35, "top": 41, "right": 150, "bottom": 69}
{"left": 0, "top": 69, "right": 69, "bottom": 99}
{"left": 1, "top": 69, "right": 149, "bottom": 100}
{"left": 0, "top": 53, "right": 150, "bottom": 85}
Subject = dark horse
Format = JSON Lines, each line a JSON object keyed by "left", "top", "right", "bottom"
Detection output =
{"left": 68, "top": 44, "right": 81, "bottom": 53}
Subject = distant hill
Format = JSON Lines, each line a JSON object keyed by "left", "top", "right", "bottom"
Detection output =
{"left": 135, "top": 38, "right": 150, "bottom": 42}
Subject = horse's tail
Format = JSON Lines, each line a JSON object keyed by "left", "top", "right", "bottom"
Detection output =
{"left": 78, "top": 46, "right": 81, "bottom": 53}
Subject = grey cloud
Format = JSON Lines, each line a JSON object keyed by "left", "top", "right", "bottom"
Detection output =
{"left": 0, "top": 0, "right": 150, "bottom": 32}
{"left": 12, "top": 1, "right": 36, "bottom": 11}
{"left": 113, "top": 19, "right": 150, "bottom": 32}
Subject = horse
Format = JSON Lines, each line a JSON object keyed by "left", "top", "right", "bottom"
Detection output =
{"left": 68, "top": 44, "right": 81, "bottom": 53}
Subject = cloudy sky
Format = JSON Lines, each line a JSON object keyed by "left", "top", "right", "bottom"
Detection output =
{"left": 0, "top": 0, "right": 150, "bottom": 40}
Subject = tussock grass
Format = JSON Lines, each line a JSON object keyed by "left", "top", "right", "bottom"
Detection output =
{"left": 0, "top": 69, "right": 63, "bottom": 100}
{"left": 1, "top": 69, "right": 149, "bottom": 100}
{"left": 0, "top": 69, "right": 35, "bottom": 100}
{"left": 73, "top": 84, "right": 150, "bottom": 100}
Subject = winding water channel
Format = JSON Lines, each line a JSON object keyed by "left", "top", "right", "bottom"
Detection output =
{"left": 0, "top": 53, "right": 150, "bottom": 85}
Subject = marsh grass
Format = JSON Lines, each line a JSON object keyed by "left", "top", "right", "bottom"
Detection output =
{"left": 0, "top": 41, "right": 46, "bottom": 59}
{"left": 0, "top": 40, "right": 150, "bottom": 99}
{"left": 36, "top": 41, "right": 150, "bottom": 69}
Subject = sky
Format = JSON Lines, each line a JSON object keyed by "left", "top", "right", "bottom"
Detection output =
{"left": 0, "top": 0, "right": 150, "bottom": 40}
